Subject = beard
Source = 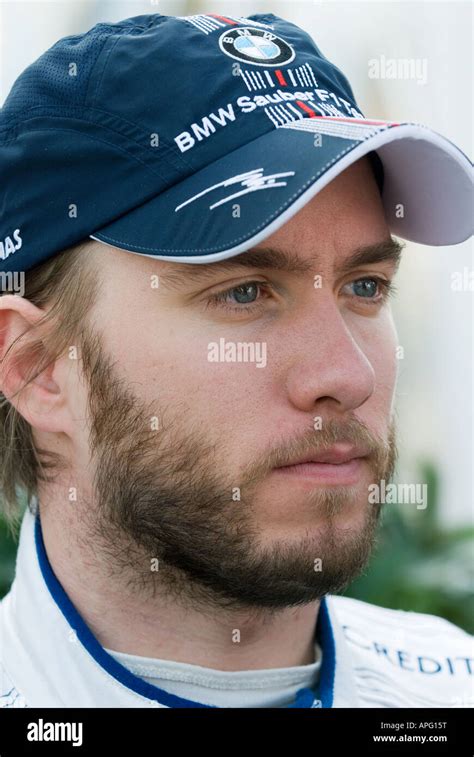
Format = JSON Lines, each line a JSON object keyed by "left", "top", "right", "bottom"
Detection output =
{"left": 80, "top": 328, "right": 397, "bottom": 614}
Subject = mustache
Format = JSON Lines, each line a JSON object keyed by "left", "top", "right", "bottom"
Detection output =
{"left": 242, "top": 416, "right": 397, "bottom": 486}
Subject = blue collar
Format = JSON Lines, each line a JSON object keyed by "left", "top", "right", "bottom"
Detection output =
{"left": 34, "top": 511, "right": 335, "bottom": 708}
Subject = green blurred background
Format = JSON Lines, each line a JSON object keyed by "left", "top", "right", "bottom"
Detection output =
{"left": 1, "top": 460, "right": 473, "bottom": 633}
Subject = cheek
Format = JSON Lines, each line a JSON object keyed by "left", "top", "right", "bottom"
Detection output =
{"left": 357, "top": 309, "right": 399, "bottom": 415}
{"left": 120, "top": 324, "right": 263, "bottom": 426}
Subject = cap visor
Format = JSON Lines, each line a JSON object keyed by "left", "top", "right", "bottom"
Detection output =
{"left": 91, "top": 117, "right": 473, "bottom": 262}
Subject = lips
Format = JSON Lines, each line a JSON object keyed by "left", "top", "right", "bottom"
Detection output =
{"left": 276, "top": 445, "right": 369, "bottom": 468}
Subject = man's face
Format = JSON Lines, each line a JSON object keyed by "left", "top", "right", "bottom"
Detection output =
{"left": 67, "top": 156, "right": 400, "bottom": 610}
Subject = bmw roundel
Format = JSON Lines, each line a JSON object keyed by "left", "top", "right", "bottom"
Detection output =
{"left": 219, "top": 27, "right": 295, "bottom": 67}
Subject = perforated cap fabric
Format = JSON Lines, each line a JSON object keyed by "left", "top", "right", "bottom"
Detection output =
{"left": 0, "top": 11, "right": 472, "bottom": 272}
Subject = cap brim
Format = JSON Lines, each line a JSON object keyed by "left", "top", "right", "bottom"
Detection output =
{"left": 91, "top": 118, "right": 473, "bottom": 262}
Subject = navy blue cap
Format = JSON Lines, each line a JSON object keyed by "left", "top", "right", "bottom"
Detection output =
{"left": 0, "top": 11, "right": 472, "bottom": 272}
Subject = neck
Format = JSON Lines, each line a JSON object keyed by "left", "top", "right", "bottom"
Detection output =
{"left": 38, "top": 497, "right": 320, "bottom": 671}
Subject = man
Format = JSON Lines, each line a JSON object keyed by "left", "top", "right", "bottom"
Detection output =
{"left": 0, "top": 11, "right": 472, "bottom": 709}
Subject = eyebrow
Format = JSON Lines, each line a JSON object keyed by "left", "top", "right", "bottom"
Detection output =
{"left": 158, "top": 236, "right": 405, "bottom": 290}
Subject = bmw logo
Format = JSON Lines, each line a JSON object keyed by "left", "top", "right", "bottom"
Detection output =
{"left": 219, "top": 27, "right": 295, "bottom": 67}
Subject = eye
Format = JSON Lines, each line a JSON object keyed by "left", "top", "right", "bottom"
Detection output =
{"left": 343, "top": 276, "right": 395, "bottom": 304}
{"left": 206, "top": 280, "right": 272, "bottom": 314}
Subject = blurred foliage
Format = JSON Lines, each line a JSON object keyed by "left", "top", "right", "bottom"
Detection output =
{"left": 0, "top": 462, "right": 473, "bottom": 633}
{"left": 0, "top": 489, "right": 27, "bottom": 599}
{"left": 0, "top": 513, "right": 20, "bottom": 601}
{"left": 344, "top": 461, "right": 474, "bottom": 633}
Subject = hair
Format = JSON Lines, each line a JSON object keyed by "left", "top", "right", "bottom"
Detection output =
{"left": 0, "top": 240, "right": 100, "bottom": 530}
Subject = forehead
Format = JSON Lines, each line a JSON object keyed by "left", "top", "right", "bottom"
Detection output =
{"left": 155, "top": 238, "right": 403, "bottom": 292}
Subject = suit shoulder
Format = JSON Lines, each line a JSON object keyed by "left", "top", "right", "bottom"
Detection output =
{"left": 0, "top": 663, "right": 28, "bottom": 708}
{"left": 328, "top": 594, "right": 472, "bottom": 639}
{"left": 327, "top": 595, "right": 473, "bottom": 707}
{"left": 0, "top": 594, "right": 28, "bottom": 708}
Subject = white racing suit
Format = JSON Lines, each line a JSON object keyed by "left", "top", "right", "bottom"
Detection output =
{"left": 0, "top": 506, "right": 472, "bottom": 708}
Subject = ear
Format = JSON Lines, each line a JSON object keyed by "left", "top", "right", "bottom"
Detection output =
{"left": 0, "top": 294, "right": 71, "bottom": 434}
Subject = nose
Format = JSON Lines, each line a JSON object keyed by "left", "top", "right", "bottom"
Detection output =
{"left": 284, "top": 295, "right": 375, "bottom": 415}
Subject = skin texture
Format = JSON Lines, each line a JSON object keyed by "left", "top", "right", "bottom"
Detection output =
{"left": 0, "top": 156, "right": 401, "bottom": 670}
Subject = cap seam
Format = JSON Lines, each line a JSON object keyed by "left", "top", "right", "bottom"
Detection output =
{"left": 0, "top": 105, "right": 197, "bottom": 174}
{"left": 84, "top": 33, "right": 122, "bottom": 106}
{"left": 1, "top": 126, "right": 175, "bottom": 187}
{"left": 0, "top": 113, "right": 196, "bottom": 176}
{"left": 86, "top": 20, "right": 167, "bottom": 107}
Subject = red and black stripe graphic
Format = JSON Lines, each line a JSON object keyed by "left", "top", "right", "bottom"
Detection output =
{"left": 178, "top": 14, "right": 275, "bottom": 35}
{"left": 239, "top": 62, "right": 321, "bottom": 124}
{"left": 240, "top": 63, "right": 318, "bottom": 91}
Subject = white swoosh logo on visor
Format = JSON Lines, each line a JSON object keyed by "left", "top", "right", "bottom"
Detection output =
{"left": 174, "top": 168, "right": 296, "bottom": 212}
